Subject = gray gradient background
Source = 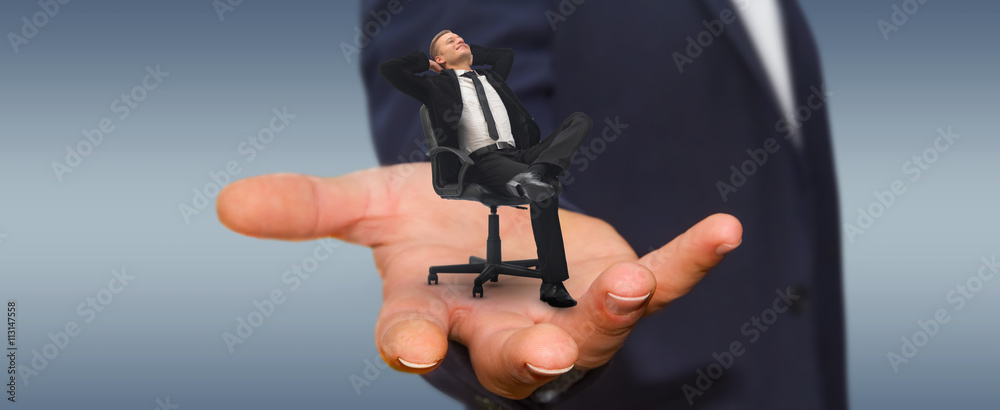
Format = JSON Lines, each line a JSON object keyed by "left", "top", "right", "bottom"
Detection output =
{"left": 1, "top": 0, "right": 997, "bottom": 409}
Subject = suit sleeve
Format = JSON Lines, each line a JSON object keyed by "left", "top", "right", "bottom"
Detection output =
{"left": 377, "top": 50, "right": 432, "bottom": 102}
{"left": 470, "top": 43, "right": 514, "bottom": 81}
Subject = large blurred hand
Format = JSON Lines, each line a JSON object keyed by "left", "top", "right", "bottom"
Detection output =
{"left": 217, "top": 163, "right": 741, "bottom": 399}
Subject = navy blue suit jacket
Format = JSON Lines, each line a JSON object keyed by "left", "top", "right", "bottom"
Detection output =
{"left": 360, "top": 1, "right": 845, "bottom": 408}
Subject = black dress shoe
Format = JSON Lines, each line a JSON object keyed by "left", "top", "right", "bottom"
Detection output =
{"left": 540, "top": 282, "right": 577, "bottom": 308}
{"left": 506, "top": 171, "right": 555, "bottom": 202}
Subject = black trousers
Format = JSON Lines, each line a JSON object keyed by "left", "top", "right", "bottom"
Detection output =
{"left": 466, "top": 112, "right": 592, "bottom": 282}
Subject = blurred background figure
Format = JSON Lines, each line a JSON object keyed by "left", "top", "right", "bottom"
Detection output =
{"left": 361, "top": 0, "right": 844, "bottom": 408}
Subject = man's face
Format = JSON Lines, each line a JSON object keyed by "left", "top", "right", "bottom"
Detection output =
{"left": 434, "top": 32, "right": 471, "bottom": 67}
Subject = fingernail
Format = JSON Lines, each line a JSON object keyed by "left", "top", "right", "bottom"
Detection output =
{"left": 398, "top": 358, "right": 439, "bottom": 369}
{"left": 526, "top": 363, "right": 574, "bottom": 376}
{"left": 715, "top": 238, "right": 742, "bottom": 256}
{"left": 606, "top": 291, "right": 651, "bottom": 316}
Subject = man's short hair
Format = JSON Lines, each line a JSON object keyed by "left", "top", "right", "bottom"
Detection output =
{"left": 429, "top": 29, "right": 451, "bottom": 58}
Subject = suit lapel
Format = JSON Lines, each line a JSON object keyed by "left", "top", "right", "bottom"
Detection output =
{"left": 702, "top": 0, "right": 818, "bottom": 183}
{"left": 443, "top": 68, "right": 459, "bottom": 88}
{"left": 699, "top": 0, "right": 784, "bottom": 122}
{"left": 782, "top": 0, "right": 822, "bottom": 130}
{"left": 781, "top": 0, "right": 827, "bottom": 180}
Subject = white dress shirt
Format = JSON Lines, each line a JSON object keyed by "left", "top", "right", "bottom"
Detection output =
{"left": 453, "top": 69, "right": 516, "bottom": 154}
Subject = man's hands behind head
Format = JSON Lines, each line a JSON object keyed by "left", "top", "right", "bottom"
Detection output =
{"left": 428, "top": 59, "right": 443, "bottom": 73}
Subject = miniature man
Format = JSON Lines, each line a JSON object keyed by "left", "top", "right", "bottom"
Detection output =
{"left": 378, "top": 30, "right": 592, "bottom": 307}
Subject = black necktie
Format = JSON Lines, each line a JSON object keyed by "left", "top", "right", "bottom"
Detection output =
{"left": 461, "top": 71, "right": 500, "bottom": 141}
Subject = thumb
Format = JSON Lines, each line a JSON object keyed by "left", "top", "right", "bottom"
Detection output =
{"left": 638, "top": 213, "right": 742, "bottom": 314}
{"left": 216, "top": 164, "right": 425, "bottom": 244}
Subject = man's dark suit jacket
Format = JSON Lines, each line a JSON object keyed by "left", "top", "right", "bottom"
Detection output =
{"left": 378, "top": 45, "right": 541, "bottom": 153}
{"left": 361, "top": 1, "right": 845, "bottom": 409}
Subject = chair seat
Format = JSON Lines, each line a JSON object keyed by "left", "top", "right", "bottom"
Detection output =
{"left": 420, "top": 104, "right": 558, "bottom": 298}
{"left": 438, "top": 182, "right": 563, "bottom": 208}
{"left": 438, "top": 183, "right": 532, "bottom": 207}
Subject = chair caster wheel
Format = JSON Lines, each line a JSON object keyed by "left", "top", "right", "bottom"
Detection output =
{"left": 473, "top": 284, "right": 484, "bottom": 298}
{"left": 428, "top": 273, "right": 438, "bottom": 285}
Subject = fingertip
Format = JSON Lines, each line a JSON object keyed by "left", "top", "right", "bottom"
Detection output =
{"left": 635, "top": 214, "right": 744, "bottom": 313}
{"left": 379, "top": 318, "right": 448, "bottom": 374}
{"left": 592, "top": 262, "right": 656, "bottom": 317}
{"left": 525, "top": 362, "right": 574, "bottom": 377}
{"left": 216, "top": 174, "right": 320, "bottom": 240}
{"left": 599, "top": 262, "right": 657, "bottom": 297}
{"left": 488, "top": 323, "right": 576, "bottom": 397}
{"left": 398, "top": 357, "right": 439, "bottom": 370}
{"left": 215, "top": 176, "right": 250, "bottom": 231}
{"left": 514, "top": 323, "right": 578, "bottom": 376}
{"left": 679, "top": 213, "right": 744, "bottom": 268}
{"left": 703, "top": 213, "right": 743, "bottom": 253}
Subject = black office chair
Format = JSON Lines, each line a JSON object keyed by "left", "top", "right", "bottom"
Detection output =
{"left": 419, "top": 105, "right": 557, "bottom": 298}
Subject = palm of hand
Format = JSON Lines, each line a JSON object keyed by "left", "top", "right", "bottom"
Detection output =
{"left": 217, "top": 162, "right": 741, "bottom": 399}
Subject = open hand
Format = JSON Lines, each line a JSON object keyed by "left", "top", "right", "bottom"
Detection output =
{"left": 217, "top": 163, "right": 741, "bottom": 399}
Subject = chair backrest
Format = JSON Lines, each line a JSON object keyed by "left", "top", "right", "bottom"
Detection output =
{"left": 419, "top": 105, "right": 438, "bottom": 150}
{"left": 419, "top": 105, "right": 461, "bottom": 194}
{"left": 419, "top": 106, "right": 535, "bottom": 206}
